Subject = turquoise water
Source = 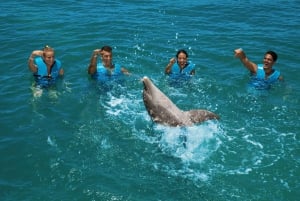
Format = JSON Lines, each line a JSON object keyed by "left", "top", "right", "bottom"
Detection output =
{"left": 1, "top": 1, "right": 299, "bottom": 200}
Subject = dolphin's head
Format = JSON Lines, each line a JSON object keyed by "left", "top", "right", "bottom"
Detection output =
{"left": 142, "top": 76, "right": 160, "bottom": 102}
{"left": 142, "top": 76, "right": 162, "bottom": 123}
{"left": 142, "top": 76, "right": 151, "bottom": 94}
{"left": 142, "top": 76, "right": 157, "bottom": 108}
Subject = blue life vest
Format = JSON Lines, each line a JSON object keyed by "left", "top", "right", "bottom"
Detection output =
{"left": 170, "top": 62, "right": 195, "bottom": 75}
{"left": 92, "top": 63, "right": 123, "bottom": 81}
{"left": 250, "top": 64, "right": 280, "bottom": 90}
{"left": 33, "top": 57, "right": 62, "bottom": 87}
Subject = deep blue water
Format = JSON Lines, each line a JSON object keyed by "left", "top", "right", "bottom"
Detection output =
{"left": 1, "top": 1, "right": 300, "bottom": 200}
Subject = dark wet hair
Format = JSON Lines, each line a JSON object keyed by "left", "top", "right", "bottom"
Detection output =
{"left": 265, "top": 50, "right": 278, "bottom": 62}
{"left": 101, "top": 45, "right": 112, "bottom": 53}
{"left": 176, "top": 49, "right": 188, "bottom": 58}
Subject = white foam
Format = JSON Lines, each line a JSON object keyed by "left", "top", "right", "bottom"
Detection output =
{"left": 47, "top": 136, "right": 57, "bottom": 147}
{"left": 106, "top": 96, "right": 124, "bottom": 107}
{"left": 155, "top": 121, "right": 222, "bottom": 164}
{"left": 31, "top": 85, "right": 43, "bottom": 98}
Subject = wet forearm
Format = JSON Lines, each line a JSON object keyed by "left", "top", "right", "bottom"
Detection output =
{"left": 165, "top": 63, "right": 172, "bottom": 74}
{"left": 88, "top": 54, "right": 97, "bottom": 74}
{"left": 28, "top": 54, "right": 37, "bottom": 73}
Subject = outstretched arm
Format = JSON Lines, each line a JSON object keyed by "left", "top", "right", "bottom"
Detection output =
{"left": 234, "top": 48, "right": 257, "bottom": 74}
{"left": 165, "top": 57, "right": 176, "bottom": 74}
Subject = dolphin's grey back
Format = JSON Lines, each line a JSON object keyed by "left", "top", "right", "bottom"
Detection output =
{"left": 143, "top": 84, "right": 192, "bottom": 126}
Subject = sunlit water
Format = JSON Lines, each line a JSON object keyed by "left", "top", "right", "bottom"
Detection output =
{"left": 1, "top": 1, "right": 299, "bottom": 200}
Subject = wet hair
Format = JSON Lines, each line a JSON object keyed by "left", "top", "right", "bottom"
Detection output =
{"left": 265, "top": 50, "right": 278, "bottom": 62}
{"left": 43, "top": 45, "right": 54, "bottom": 57}
{"left": 43, "top": 45, "right": 54, "bottom": 52}
{"left": 176, "top": 49, "right": 188, "bottom": 58}
{"left": 101, "top": 45, "right": 113, "bottom": 53}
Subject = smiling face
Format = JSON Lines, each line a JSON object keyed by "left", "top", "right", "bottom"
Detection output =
{"left": 263, "top": 53, "right": 276, "bottom": 70}
{"left": 43, "top": 50, "right": 55, "bottom": 67}
{"left": 177, "top": 52, "right": 188, "bottom": 68}
{"left": 101, "top": 50, "right": 113, "bottom": 68}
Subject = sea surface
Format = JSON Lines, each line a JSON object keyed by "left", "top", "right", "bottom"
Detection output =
{"left": 1, "top": 1, "right": 299, "bottom": 200}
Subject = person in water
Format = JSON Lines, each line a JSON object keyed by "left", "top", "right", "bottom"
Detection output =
{"left": 165, "top": 49, "right": 195, "bottom": 76}
{"left": 28, "top": 45, "right": 64, "bottom": 88}
{"left": 234, "top": 48, "right": 283, "bottom": 89}
{"left": 88, "top": 45, "right": 129, "bottom": 80}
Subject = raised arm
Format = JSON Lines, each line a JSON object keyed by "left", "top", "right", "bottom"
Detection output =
{"left": 28, "top": 50, "right": 43, "bottom": 73}
{"left": 165, "top": 57, "right": 176, "bottom": 74}
{"left": 234, "top": 48, "right": 257, "bottom": 74}
{"left": 88, "top": 49, "right": 101, "bottom": 75}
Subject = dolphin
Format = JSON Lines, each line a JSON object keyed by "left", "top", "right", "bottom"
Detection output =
{"left": 142, "top": 76, "right": 219, "bottom": 127}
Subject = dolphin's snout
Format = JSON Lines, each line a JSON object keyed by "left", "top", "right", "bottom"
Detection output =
{"left": 142, "top": 76, "right": 150, "bottom": 92}
{"left": 142, "top": 76, "right": 151, "bottom": 89}
{"left": 142, "top": 76, "right": 149, "bottom": 81}
{"left": 141, "top": 76, "right": 148, "bottom": 84}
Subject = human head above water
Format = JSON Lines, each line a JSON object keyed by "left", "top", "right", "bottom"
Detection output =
{"left": 265, "top": 50, "right": 278, "bottom": 62}
{"left": 42, "top": 45, "right": 55, "bottom": 66}
{"left": 100, "top": 45, "right": 113, "bottom": 67}
{"left": 43, "top": 45, "right": 54, "bottom": 56}
{"left": 175, "top": 49, "right": 189, "bottom": 68}
{"left": 101, "top": 45, "right": 113, "bottom": 53}
{"left": 176, "top": 49, "right": 188, "bottom": 59}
